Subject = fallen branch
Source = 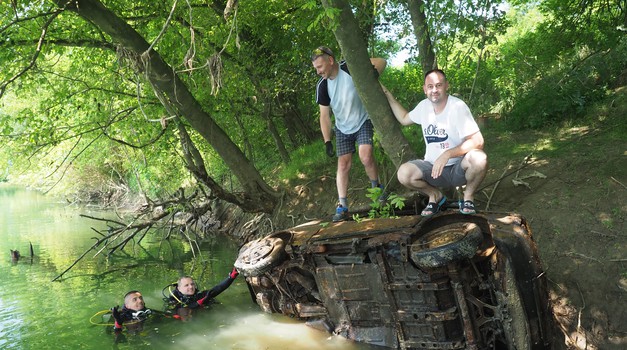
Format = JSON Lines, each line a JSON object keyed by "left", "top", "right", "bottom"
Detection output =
{"left": 485, "top": 163, "right": 509, "bottom": 211}
{"left": 574, "top": 282, "right": 588, "bottom": 349}
{"left": 52, "top": 188, "right": 212, "bottom": 281}
{"left": 610, "top": 176, "right": 626, "bottom": 189}
{"left": 52, "top": 229, "right": 120, "bottom": 282}
{"left": 562, "top": 251, "right": 601, "bottom": 263}
{"left": 591, "top": 230, "right": 618, "bottom": 239}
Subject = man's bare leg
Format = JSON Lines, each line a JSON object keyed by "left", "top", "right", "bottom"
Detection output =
{"left": 397, "top": 162, "right": 443, "bottom": 203}
{"left": 336, "top": 153, "right": 352, "bottom": 203}
{"left": 461, "top": 149, "right": 488, "bottom": 202}
{"left": 358, "top": 144, "right": 379, "bottom": 184}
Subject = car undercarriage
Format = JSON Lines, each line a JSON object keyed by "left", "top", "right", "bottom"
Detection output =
{"left": 235, "top": 211, "right": 555, "bottom": 350}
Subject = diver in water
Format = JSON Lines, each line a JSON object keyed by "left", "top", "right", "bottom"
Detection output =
{"left": 165, "top": 267, "right": 239, "bottom": 321}
{"left": 111, "top": 290, "right": 153, "bottom": 334}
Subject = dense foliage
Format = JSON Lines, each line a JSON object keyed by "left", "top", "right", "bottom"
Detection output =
{"left": 0, "top": 0, "right": 624, "bottom": 210}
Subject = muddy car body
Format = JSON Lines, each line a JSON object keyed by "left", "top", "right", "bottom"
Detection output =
{"left": 235, "top": 210, "right": 554, "bottom": 349}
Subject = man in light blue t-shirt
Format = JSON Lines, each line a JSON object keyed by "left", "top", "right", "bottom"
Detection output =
{"left": 382, "top": 69, "right": 488, "bottom": 217}
{"left": 311, "top": 46, "right": 387, "bottom": 221}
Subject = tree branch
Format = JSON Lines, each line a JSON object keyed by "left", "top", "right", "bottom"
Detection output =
{"left": 43, "top": 133, "right": 103, "bottom": 194}
{"left": 101, "top": 122, "right": 168, "bottom": 149}
{"left": 52, "top": 187, "right": 214, "bottom": 281}
{"left": 0, "top": 7, "right": 64, "bottom": 99}
{"left": 2, "top": 38, "right": 115, "bottom": 50}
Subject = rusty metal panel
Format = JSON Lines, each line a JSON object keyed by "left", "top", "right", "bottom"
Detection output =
{"left": 345, "top": 326, "right": 398, "bottom": 348}
{"left": 381, "top": 249, "right": 465, "bottom": 348}
{"left": 305, "top": 216, "right": 422, "bottom": 244}
{"left": 387, "top": 281, "right": 450, "bottom": 291}
{"left": 401, "top": 339, "right": 465, "bottom": 349}
{"left": 345, "top": 301, "right": 383, "bottom": 322}
{"left": 339, "top": 265, "right": 389, "bottom": 296}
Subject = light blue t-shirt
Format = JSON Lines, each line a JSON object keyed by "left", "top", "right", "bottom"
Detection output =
{"left": 315, "top": 61, "right": 369, "bottom": 134}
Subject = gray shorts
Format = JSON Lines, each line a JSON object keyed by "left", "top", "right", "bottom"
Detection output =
{"left": 408, "top": 159, "right": 466, "bottom": 187}
{"left": 335, "top": 120, "right": 374, "bottom": 156}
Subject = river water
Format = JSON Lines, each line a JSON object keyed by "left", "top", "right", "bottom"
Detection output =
{"left": 0, "top": 186, "right": 369, "bottom": 350}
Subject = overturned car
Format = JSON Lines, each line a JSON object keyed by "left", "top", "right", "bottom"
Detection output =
{"left": 234, "top": 206, "right": 554, "bottom": 349}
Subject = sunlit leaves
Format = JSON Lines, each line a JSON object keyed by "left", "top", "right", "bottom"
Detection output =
{"left": 0, "top": 0, "right": 623, "bottom": 198}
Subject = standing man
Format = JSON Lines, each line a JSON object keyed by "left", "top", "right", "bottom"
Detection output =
{"left": 381, "top": 69, "right": 487, "bottom": 216}
{"left": 311, "top": 46, "right": 387, "bottom": 221}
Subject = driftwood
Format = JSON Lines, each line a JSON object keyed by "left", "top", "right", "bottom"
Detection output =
{"left": 51, "top": 188, "right": 213, "bottom": 282}
{"left": 52, "top": 115, "right": 265, "bottom": 281}
{"left": 10, "top": 242, "right": 34, "bottom": 263}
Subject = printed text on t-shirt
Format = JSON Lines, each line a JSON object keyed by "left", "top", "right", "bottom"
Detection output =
{"left": 424, "top": 124, "right": 449, "bottom": 144}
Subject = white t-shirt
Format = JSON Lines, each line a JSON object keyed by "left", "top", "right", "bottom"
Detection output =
{"left": 408, "top": 95, "right": 479, "bottom": 166}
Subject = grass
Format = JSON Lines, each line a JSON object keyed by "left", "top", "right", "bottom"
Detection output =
{"left": 274, "top": 142, "right": 336, "bottom": 184}
{"left": 601, "top": 218, "right": 614, "bottom": 230}
{"left": 483, "top": 87, "right": 626, "bottom": 177}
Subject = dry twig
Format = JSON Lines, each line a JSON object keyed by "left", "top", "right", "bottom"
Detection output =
{"left": 563, "top": 251, "right": 602, "bottom": 263}
{"left": 610, "top": 176, "right": 626, "bottom": 189}
{"left": 485, "top": 164, "right": 509, "bottom": 211}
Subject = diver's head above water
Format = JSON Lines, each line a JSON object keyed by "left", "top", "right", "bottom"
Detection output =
{"left": 123, "top": 290, "right": 145, "bottom": 311}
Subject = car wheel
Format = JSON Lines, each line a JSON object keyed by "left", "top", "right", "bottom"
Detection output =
{"left": 410, "top": 221, "right": 484, "bottom": 269}
{"left": 234, "top": 236, "right": 286, "bottom": 277}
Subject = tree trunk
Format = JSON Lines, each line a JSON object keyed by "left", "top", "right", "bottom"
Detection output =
{"left": 175, "top": 119, "right": 243, "bottom": 204}
{"left": 320, "top": 0, "right": 417, "bottom": 167}
{"left": 353, "top": 0, "right": 376, "bottom": 45}
{"left": 406, "top": 0, "right": 437, "bottom": 73}
{"left": 264, "top": 98, "right": 291, "bottom": 164}
{"left": 277, "top": 93, "right": 318, "bottom": 147}
{"left": 64, "top": 0, "right": 278, "bottom": 213}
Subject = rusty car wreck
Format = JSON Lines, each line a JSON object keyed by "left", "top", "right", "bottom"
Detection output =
{"left": 234, "top": 208, "right": 555, "bottom": 349}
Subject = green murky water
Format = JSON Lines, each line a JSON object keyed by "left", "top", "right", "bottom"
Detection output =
{"left": 0, "top": 186, "right": 367, "bottom": 350}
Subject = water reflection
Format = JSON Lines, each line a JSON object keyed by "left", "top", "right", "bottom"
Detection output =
{"left": 0, "top": 186, "right": 373, "bottom": 350}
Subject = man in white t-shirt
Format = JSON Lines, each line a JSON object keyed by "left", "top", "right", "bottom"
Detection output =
{"left": 382, "top": 69, "right": 487, "bottom": 216}
{"left": 311, "top": 46, "right": 387, "bottom": 221}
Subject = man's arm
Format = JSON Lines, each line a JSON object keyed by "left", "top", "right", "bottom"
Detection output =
{"left": 189, "top": 268, "right": 238, "bottom": 309}
{"left": 451, "top": 131, "right": 485, "bottom": 156}
{"left": 319, "top": 105, "right": 333, "bottom": 142}
{"left": 370, "top": 58, "right": 387, "bottom": 75}
{"left": 381, "top": 85, "right": 413, "bottom": 125}
{"left": 431, "top": 131, "right": 484, "bottom": 178}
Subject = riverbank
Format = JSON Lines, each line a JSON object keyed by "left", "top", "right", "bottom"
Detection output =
{"left": 6, "top": 87, "right": 626, "bottom": 349}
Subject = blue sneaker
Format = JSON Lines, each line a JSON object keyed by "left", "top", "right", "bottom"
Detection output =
{"left": 332, "top": 204, "right": 349, "bottom": 222}
{"left": 377, "top": 184, "right": 389, "bottom": 204}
